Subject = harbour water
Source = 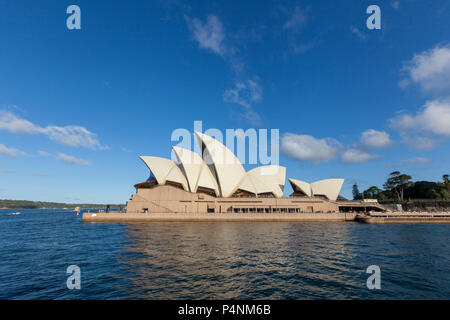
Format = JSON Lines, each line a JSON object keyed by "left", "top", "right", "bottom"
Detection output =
{"left": 0, "top": 209, "right": 449, "bottom": 299}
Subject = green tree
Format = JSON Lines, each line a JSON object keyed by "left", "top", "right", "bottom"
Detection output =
{"left": 440, "top": 189, "right": 450, "bottom": 200}
{"left": 383, "top": 171, "right": 413, "bottom": 201}
{"left": 363, "top": 186, "right": 382, "bottom": 199}
{"left": 443, "top": 174, "right": 449, "bottom": 185}
{"left": 441, "top": 174, "right": 449, "bottom": 199}
{"left": 352, "top": 183, "right": 362, "bottom": 200}
{"left": 377, "top": 191, "right": 389, "bottom": 201}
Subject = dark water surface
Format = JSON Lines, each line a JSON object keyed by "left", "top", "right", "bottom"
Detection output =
{"left": 0, "top": 209, "right": 449, "bottom": 299}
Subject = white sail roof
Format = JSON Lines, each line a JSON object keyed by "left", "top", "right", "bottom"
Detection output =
{"left": 289, "top": 178, "right": 312, "bottom": 197}
{"left": 139, "top": 156, "right": 188, "bottom": 191}
{"left": 172, "top": 146, "right": 219, "bottom": 195}
{"left": 289, "top": 178, "right": 343, "bottom": 200}
{"left": 310, "top": 179, "right": 344, "bottom": 201}
{"left": 234, "top": 174, "right": 257, "bottom": 195}
{"left": 247, "top": 165, "right": 286, "bottom": 197}
{"left": 235, "top": 173, "right": 270, "bottom": 195}
{"left": 196, "top": 164, "right": 219, "bottom": 195}
{"left": 172, "top": 146, "right": 202, "bottom": 192}
{"left": 194, "top": 131, "right": 246, "bottom": 197}
{"left": 165, "top": 165, "right": 189, "bottom": 191}
{"left": 139, "top": 156, "right": 174, "bottom": 184}
{"left": 140, "top": 133, "right": 342, "bottom": 201}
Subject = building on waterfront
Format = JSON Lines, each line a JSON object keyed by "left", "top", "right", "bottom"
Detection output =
{"left": 126, "top": 132, "right": 383, "bottom": 214}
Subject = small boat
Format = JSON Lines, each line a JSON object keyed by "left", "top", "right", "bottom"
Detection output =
{"left": 9, "top": 212, "right": 22, "bottom": 215}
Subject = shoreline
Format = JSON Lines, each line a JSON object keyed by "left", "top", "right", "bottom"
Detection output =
{"left": 82, "top": 211, "right": 450, "bottom": 223}
{"left": 82, "top": 212, "right": 357, "bottom": 222}
{"left": 355, "top": 212, "right": 450, "bottom": 224}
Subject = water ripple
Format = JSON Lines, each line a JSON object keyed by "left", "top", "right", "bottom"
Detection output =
{"left": 0, "top": 210, "right": 449, "bottom": 299}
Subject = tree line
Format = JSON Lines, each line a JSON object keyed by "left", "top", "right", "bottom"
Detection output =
{"left": 352, "top": 172, "right": 450, "bottom": 202}
{"left": 0, "top": 199, "right": 124, "bottom": 209}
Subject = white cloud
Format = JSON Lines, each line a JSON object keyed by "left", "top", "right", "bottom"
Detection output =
{"left": 395, "top": 44, "right": 450, "bottom": 150}
{"left": 0, "top": 144, "right": 26, "bottom": 157}
{"left": 401, "top": 135, "right": 437, "bottom": 151}
{"left": 360, "top": 129, "right": 393, "bottom": 148}
{"left": 185, "top": 14, "right": 260, "bottom": 122}
{"left": 281, "top": 132, "right": 384, "bottom": 165}
{"left": 0, "top": 110, "right": 107, "bottom": 150}
{"left": 351, "top": 27, "right": 367, "bottom": 41}
{"left": 390, "top": 99, "right": 450, "bottom": 150}
{"left": 224, "top": 79, "right": 262, "bottom": 108}
{"left": 390, "top": 99, "right": 450, "bottom": 136}
{"left": 402, "top": 157, "right": 430, "bottom": 164}
{"left": 224, "top": 79, "right": 263, "bottom": 125}
{"left": 57, "top": 153, "right": 91, "bottom": 166}
{"left": 341, "top": 149, "right": 379, "bottom": 164}
{"left": 185, "top": 14, "right": 228, "bottom": 58}
{"left": 398, "top": 78, "right": 410, "bottom": 89}
{"left": 281, "top": 133, "right": 341, "bottom": 163}
{"left": 0, "top": 168, "right": 12, "bottom": 173}
{"left": 401, "top": 44, "right": 450, "bottom": 93}
{"left": 396, "top": 45, "right": 450, "bottom": 150}
{"left": 283, "top": 6, "right": 308, "bottom": 33}
{"left": 240, "top": 108, "right": 262, "bottom": 126}
{"left": 0, "top": 110, "right": 40, "bottom": 133}
{"left": 39, "top": 150, "right": 50, "bottom": 157}
{"left": 290, "top": 39, "right": 317, "bottom": 54}
{"left": 281, "top": 5, "right": 316, "bottom": 54}
{"left": 387, "top": 157, "right": 430, "bottom": 168}
{"left": 185, "top": 14, "right": 245, "bottom": 73}
{"left": 34, "top": 173, "right": 50, "bottom": 177}
{"left": 44, "top": 125, "right": 107, "bottom": 149}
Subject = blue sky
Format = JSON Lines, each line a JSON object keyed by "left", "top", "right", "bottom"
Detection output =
{"left": 1, "top": 0, "right": 449, "bottom": 203}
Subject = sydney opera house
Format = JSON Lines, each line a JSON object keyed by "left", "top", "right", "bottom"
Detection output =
{"left": 124, "top": 132, "right": 370, "bottom": 214}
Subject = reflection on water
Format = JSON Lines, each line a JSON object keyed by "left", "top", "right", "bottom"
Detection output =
{"left": 0, "top": 210, "right": 449, "bottom": 299}
{"left": 120, "top": 222, "right": 450, "bottom": 299}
